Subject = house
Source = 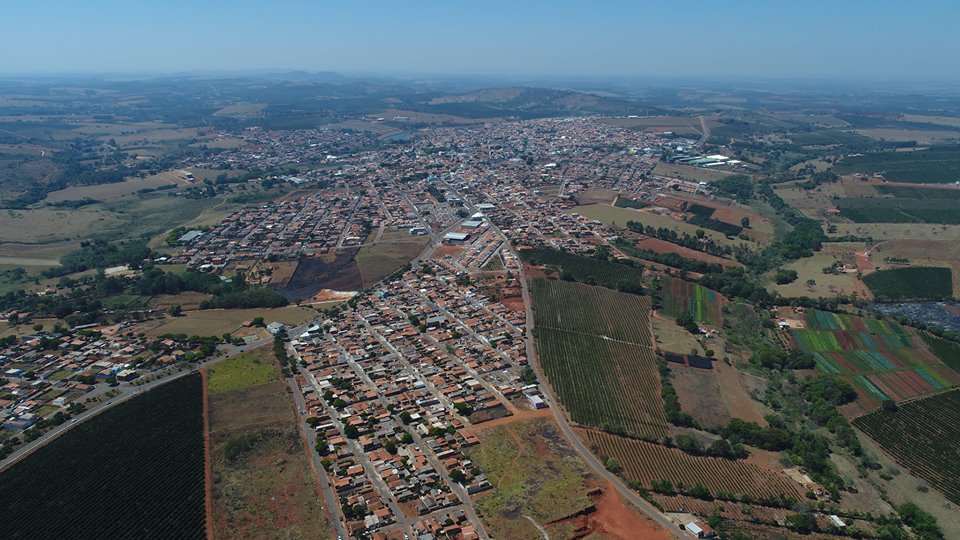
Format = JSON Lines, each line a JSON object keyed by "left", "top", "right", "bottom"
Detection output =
{"left": 266, "top": 322, "right": 286, "bottom": 335}
{"left": 685, "top": 521, "right": 716, "bottom": 538}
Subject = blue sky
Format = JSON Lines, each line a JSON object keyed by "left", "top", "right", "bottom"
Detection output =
{"left": 2, "top": 0, "right": 957, "bottom": 80}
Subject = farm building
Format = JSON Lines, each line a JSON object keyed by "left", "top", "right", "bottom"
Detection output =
{"left": 443, "top": 232, "right": 470, "bottom": 244}
{"left": 177, "top": 230, "right": 204, "bottom": 243}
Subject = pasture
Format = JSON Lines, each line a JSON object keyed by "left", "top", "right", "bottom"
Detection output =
{"left": 770, "top": 251, "right": 865, "bottom": 299}
{"left": 42, "top": 174, "right": 181, "bottom": 203}
{"left": 0, "top": 208, "right": 119, "bottom": 243}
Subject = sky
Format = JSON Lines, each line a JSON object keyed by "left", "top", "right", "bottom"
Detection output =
{"left": 2, "top": 0, "right": 958, "bottom": 81}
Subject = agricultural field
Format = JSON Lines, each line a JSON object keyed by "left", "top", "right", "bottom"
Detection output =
{"left": 837, "top": 197, "right": 960, "bottom": 224}
{"left": 863, "top": 266, "right": 953, "bottom": 300}
{"left": 0, "top": 374, "right": 205, "bottom": 539}
{"left": 919, "top": 333, "right": 960, "bottom": 372}
{"left": 633, "top": 237, "right": 741, "bottom": 269}
{"left": 833, "top": 145, "right": 960, "bottom": 184}
{"left": 521, "top": 248, "right": 646, "bottom": 293}
{"left": 790, "top": 310, "right": 960, "bottom": 405}
{"left": 355, "top": 239, "right": 428, "bottom": 288}
{"left": 583, "top": 429, "right": 802, "bottom": 500}
{"left": 653, "top": 162, "right": 735, "bottom": 183}
{"left": 854, "top": 388, "right": 960, "bottom": 504}
{"left": 830, "top": 222, "right": 960, "bottom": 242}
{"left": 207, "top": 347, "right": 328, "bottom": 539}
{"left": 41, "top": 173, "right": 184, "bottom": 203}
{"left": 531, "top": 279, "right": 667, "bottom": 439}
{"left": 658, "top": 276, "right": 724, "bottom": 326}
{"left": 599, "top": 115, "right": 711, "bottom": 135}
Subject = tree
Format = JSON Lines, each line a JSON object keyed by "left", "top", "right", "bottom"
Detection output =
{"left": 167, "top": 304, "right": 182, "bottom": 317}
{"left": 741, "top": 216, "right": 751, "bottom": 228}
{"left": 252, "top": 316, "right": 265, "bottom": 327}
{"left": 775, "top": 269, "right": 799, "bottom": 285}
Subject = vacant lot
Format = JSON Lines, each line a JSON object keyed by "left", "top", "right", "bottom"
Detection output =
{"left": 466, "top": 419, "right": 596, "bottom": 539}
{"left": 0, "top": 208, "right": 119, "bottom": 243}
{"left": 653, "top": 162, "right": 735, "bottom": 183}
{"left": 356, "top": 240, "right": 428, "bottom": 288}
{"left": 208, "top": 347, "right": 328, "bottom": 539}
{"left": 669, "top": 364, "right": 731, "bottom": 430}
{"left": 208, "top": 347, "right": 281, "bottom": 394}
{"left": 145, "top": 306, "right": 315, "bottom": 337}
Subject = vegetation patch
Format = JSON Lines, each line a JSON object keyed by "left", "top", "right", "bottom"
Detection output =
{"left": 863, "top": 267, "right": 953, "bottom": 300}
{"left": 207, "top": 346, "right": 280, "bottom": 394}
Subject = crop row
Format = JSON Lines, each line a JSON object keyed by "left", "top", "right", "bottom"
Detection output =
{"left": 804, "top": 310, "right": 906, "bottom": 334}
{"left": 660, "top": 277, "right": 723, "bottom": 326}
{"left": 854, "top": 389, "right": 960, "bottom": 504}
{"left": 585, "top": 429, "right": 802, "bottom": 500}
{"left": 531, "top": 278, "right": 652, "bottom": 346}
{"left": 0, "top": 374, "right": 206, "bottom": 539}
{"left": 863, "top": 266, "right": 953, "bottom": 300}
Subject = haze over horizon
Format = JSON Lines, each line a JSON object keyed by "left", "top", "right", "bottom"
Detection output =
{"left": 3, "top": 0, "right": 959, "bottom": 82}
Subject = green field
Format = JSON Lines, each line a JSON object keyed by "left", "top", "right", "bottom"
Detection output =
{"left": 920, "top": 333, "right": 960, "bottom": 372}
{"left": 530, "top": 279, "right": 667, "bottom": 439}
{"left": 863, "top": 267, "right": 953, "bottom": 300}
{"left": 0, "top": 374, "right": 205, "bottom": 539}
{"left": 838, "top": 198, "right": 960, "bottom": 224}
{"left": 207, "top": 346, "right": 280, "bottom": 394}
{"left": 854, "top": 389, "right": 960, "bottom": 504}
{"left": 520, "top": 247, "right": 645, "bottom": 293}
{"left": 834, "top": 145, "right": 960, "bottom": 184}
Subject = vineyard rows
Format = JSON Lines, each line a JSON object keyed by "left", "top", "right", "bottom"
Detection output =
{"left": 854, "top": 389, "right": 960, "bottom": 504}
{"left": 0, "top": 374, "right": 206, "bottom": 539}
{"left": 531, "top": 278, "right": 652, "bottom": 345}
{"left": 585, "top": 429, "right": 802, "bottom": 500}
{"left": 863, "top": 266, "right": 953, "bottom": 300}
{"left": 536, "top": 327, "right": 668, "bottom": 439}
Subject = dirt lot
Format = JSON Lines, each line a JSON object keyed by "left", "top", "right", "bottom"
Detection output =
{"left": 279, "top": 249, "right": 363, "bottom": 300}
{"left": 634, "top": 237, "right": 742, "bottom": 268}
{"left": 669, "top": 365, "right": 731, "bottom": 430}
{"left": 207, "top": 348, "right": 329, "bottom": 539}
{"left": 356, "top": 240, "right": 428, "bottom": 288}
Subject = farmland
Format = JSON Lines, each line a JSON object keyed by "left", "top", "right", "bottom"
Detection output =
{"left": 658, "top": 277, "right": 724, "bottom": 326}
{"left": 790, "top": 310, "right": 960, "bottom": 405}
{"left": 0, "top": 208, "right": 120, "bottom": 243}
{"left": 583, "top": 429, "right": 802, "bottom": 500}
{"left": 862, "top": 266, "right": 953, "bottom": 300}
{"left": 834, "top": 145, "right": 960, "bottom": 183}
{"left": 854, "top": 389, "right": 960, "bottom": 504}
{"left": 521, "top": 248, "right": 646, "bottom": 294}
{"left": 531, "top": 279, "right": 667, "bottom": 439}
{"left": 920, "top": 333, "right": 960, "bottom": 372}
{"left": 837, "top": 197, "right": 960, "bottom": 224}
{"left": 0, "top": 374, "right": 205, "bottom": 539}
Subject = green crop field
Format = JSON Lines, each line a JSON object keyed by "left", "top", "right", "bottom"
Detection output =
{"left": 659, "top": 276, "right": 724, "bottom": 326}
{"left": 521, "top": 248, "right": 645, "bottom": 295}
{"left": 834, "top": 145, "right": 960, "bottom": 184}
{"left": 837, "top": 198, "right": 960, "bottom": 224}
{"left": 854, "top": 388, "right": 960, "bottom": 504}
{"left": 790, "top": 310, "right": 960, "bottom": 404}
{"left": 875, "top": 185, "right": 960, "bottom": 200}
{"left": 0, "top": 374, "right": 205, "bottom": 539}
{"left": 530, "top": 279, "right": 666, "bottom": 439}
{"left": 920, "top": 333, "right": 960, "bottom": 372}
{"left": 863, "top": 267, "right": 953, "bottom": 300}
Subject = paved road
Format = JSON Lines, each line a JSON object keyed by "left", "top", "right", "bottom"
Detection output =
{"left": 510, "top": 242, "right": 686, "bottom": 539}
{"left": 285, "top": 370, "right": 351, "bottom": 540}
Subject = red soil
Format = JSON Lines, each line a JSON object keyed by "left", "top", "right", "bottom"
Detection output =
{"left": 635, "top": 237, "right": 742, "bottom": 268}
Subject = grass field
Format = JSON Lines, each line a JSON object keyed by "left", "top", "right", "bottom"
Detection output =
{"left": 208, "top": 345, "right": 329, "bottom": 538}
{"left": 0, "top": 374, "right": 205, "bottom": 539}
{"left": 466, "top": 419, "right": 596, "bottom": 539}
{"left": 207, "top": 346, "right": 280, "bottom": 394}
{"left": 653, "top": 162, "right": 736, "bottom": 183}
{"left": 145, "top": 306, "right": 315, "bottom": 337}
{"left": 355, "top": 240, "right": 428, "bottom": 288}
{"left": 571, "top": 204, "right": 755, "bottom": 248}
{"left": 830, "top": 222, "right": 960, "bottom": 242}
{"left": 42, "top": 174, "right": 183, "bottom": 203}
{"left": 0, "top": 208, "right": 120, "bottom": 243}
{"left": 531, "top": 279, "right": 667, "bottom": 439}
{"left": 854, "top": 389, "right": 960, "bottom": 504}
{"left": 770, "top": 251, "right": 863, "bottom": 299}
